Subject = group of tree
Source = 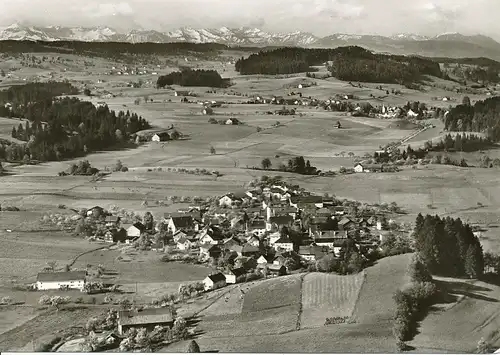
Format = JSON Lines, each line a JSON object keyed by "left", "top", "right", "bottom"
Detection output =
{"left": 392, "top": 256, "right": 439, "bottom": 350}
{"left": 314, "top": 239, "right": 366, "bottom": 275}
{"left": 234, "top": 46, "right": 442, "bottom": 84}
{"left": 445, "top": 96, "right": 500, "bottom": 141}
{"left": 413, "top": 214, "right": 484, "bottom": 278}
{"left": 423, "top": 133, "right": 494, "bottom": 153}
{"left": 58, "top": 160, "right": 99, "bottom": 176}
{"left": 156, "top": 69, "right": 230, "bottom": 88}
{"left": 278, "top": 156, "right": 318, "bottom": 175}
{"left": 1, "top": 84, "right": 150, "bottom": 162}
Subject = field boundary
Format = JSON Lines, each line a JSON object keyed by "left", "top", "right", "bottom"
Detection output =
{"left": 347, "top": 271, "right": 366, "bottom": 324}
{"left": 296, "top": 273, "right": 307, "bottom": 330}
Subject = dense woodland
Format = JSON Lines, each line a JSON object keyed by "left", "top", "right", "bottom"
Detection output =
{"left": 156, "top": 69, "right": 230, "bottom": 88}
{"left": 445, "top": 96, "right": 500, "bottom": 141}
{"left": 0, "top": 40, "right": 228, "bottom": 59}
{"left": 414, "top": 214, "right": 484, "bottom": 278}
{"left": 235, "top": 46, "right": 442, "bottom": 83}
{"left": 0, "top": 82, "right": 150, "bottom": 162}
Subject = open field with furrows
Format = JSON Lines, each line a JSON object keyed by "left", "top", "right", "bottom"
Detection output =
{"left": 0, "top": 306, "right": 104, "bottom": 352}
{"left": 300, "top": 272, "right": 365, "bottom": 329}
{"left": 164, "top": 255, "right": 412, "bottom": 353}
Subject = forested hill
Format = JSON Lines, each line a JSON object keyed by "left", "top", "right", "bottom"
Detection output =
{"left": 445, "top": 96, "right": 500, "bottom": 141}
{"left": 235, "top": 46, "right": 443, "bottom": 84}
{"left": 0, "top": 82, "right": 150, "bottom": 162}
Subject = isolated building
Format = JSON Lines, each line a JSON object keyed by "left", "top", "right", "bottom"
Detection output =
{"left": 35, "top": 271, "right": 86, "bottom": 291}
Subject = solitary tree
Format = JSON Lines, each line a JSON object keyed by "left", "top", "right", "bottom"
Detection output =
{"left": 261, "top": 158, "right": 272, "bottom": 170}
{"left": 210, "top": 146, "right": 216, "bottom": 155}
{"left": 462, "top": 96, "right": 471, "bottom": 106}
{"left": 84, "top": 88, "right": 91, "bottom": 96}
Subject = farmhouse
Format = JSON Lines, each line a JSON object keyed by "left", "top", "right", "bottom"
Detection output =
{"left": 35, "top": 271, "right": 86, "bottom": 291}
{"left": 257, "top": 255, "right": 271, "bottom": 266}
{"left": 267, "top": 264, "right": 287, "bottom": 276}
{"left": 224, "top": 267, "right": 246, "bottom": 284}
{"left": 199, "top": 244, "right": 222, "bottom": 259}
{"left": 174, "top": 90, "right": 191, "bottom": 97}
{"left": 290, "top": 195, "right": 324, "bottom": 209}
{"left": 125, "top": 222, "right": 146, "bottom": 238}
{"left": 241, "top": 244, "right": 260, "bottom": 257}
{"left": 274, "top": 236, "right": 294, "bottom": 252}
{"left": 202, "top": 107, "right": 214, "bottom": 115}
{"left": 267, "top": 215, "right": 294, "bottom": 232}
{"left": 219, "top": 192, "right": 247, "bottom": 207}
{"left": 354, "top": 163, "right": 383, "bottom": 173}
{"left": 176, "top": 237, "right": 194, "bottom": 250}
{"left": 247, "top": 219, "right": 267, "bottom": 236}
{"left": 152, "top": 132, "right": 170, "bottom": 142}
{"left": 203, "top": 273, "right": 226, "bottom": 291}
{"left": 167, "top": 215, "right": 196, "bottom": 234}
{"left": 298, "top": 245, "right": 329, "bottom": 261}
{"left": 118, "top": 308, "right": 174, "bottom": 335}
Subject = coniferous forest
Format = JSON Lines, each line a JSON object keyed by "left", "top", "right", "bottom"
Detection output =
{"left": 445, "top": 96, "right": 500, "bottom": 141}
{"left": 0, "top": 82, "right": 150, "bottom": 162}
{"left": 235, "top": 46, "right": 443, "bottom": 83}
{"left": 156, "top": 69, "right": 231, "bottom": 88}
{"left": 414, "top": 214, "right": 484, "bottom": 278}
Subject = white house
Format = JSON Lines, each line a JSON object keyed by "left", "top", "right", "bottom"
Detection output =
{"left": 35, "top": 271, "right": 86, "bottom": 291}
{"left": 269, "top": 231, "right": 281, "bottom": 245}
{"left": 126, "top": 222, "right": 145, "bottom": 238}
{"left": 203, "top": 273, "right": 226, "bottom": 291}
{"left": 223, "top": 267, "right": 246, "bottom": 284}
{"left": 257, "top": 255, "right": 270, "bottom": 266}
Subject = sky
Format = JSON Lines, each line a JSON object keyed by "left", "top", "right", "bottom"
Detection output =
{"left": 0, "top": 0, "right": 498, "bottom": 38}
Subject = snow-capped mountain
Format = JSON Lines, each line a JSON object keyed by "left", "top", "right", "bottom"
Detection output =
{"left": 1, "top": 23, "right": 500, "bottom": 58}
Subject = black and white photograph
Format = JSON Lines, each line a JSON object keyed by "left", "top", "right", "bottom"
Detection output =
{"left": 0, "top": 0, "right": 500, "bottom": 353}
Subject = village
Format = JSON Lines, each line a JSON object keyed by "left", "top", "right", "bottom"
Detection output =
{"left": 28, "top": 175, "right": 404, "bottom": 345}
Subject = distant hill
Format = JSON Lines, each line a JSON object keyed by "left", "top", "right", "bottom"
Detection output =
{"left": 3, "top": 23, "right": 500, "bottom": 60}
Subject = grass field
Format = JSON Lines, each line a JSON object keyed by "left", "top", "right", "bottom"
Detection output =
{"left": 241, "top": 274, "right": 303, "bottom": 313}
{"left": 300, "top": 272, "right": 365, "bottom": 329}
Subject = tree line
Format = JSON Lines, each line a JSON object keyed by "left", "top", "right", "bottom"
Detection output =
{"left": 234, "top": 46, "right": 443, "bottom": 84}
{"left": 414, "top": 214, "right": 484, "bottom": 278}
{"left": 0, "top": 40, "right": 227, "bottom": 60}
{"left": 156, "top": 69, "right": 230, "bottom": 88}
{"left": 445, "top": 96, "right": 500, "bottom": 141}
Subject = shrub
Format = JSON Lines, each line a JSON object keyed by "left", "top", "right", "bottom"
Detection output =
{"left": 38, "top": 295, "right": 51, "bottom": 306}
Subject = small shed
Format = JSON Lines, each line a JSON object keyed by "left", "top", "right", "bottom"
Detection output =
{"left": 118, "top": 308, "right": 174, "bottom": 335}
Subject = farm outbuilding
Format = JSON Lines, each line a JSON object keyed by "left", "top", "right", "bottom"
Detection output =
{"left": 118, "top": 308, "right": 174, "bottom": 335}
{"left": 202, "top": 107, "right": 214, "bottom": 115}
{"left": 203, "top": 273, "right": 226, "bottom": 291}
{"left": 152, "top": 132, "right": 170, "bottom": 142}
{"left": 224, "top": 267, "right": 246, "bottom": 284}
{"left": 35, "top": 271, "right": 87, "bottom": 291}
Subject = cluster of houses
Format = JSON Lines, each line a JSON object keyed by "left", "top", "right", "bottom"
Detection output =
{"left": 108, "top": 65, "right": 159, "bottom": 76}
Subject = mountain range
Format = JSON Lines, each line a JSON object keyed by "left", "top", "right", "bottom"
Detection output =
{"left": 3, "top": 23, "right": 500, "bottom": 60}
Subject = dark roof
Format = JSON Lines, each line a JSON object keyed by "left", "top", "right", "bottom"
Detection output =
{"left": 207, "top": 273, "right": 226, "bottom": 283}
{"left": 268, "top": 264, "right": 285, "bottom": 271}
{"left": 249, "top": 219, "right": 266, "bottom": 229}
{"left": 275, "top": 236, "right": 293, "bottom": 244}
{"left": 118, "top": 308, "right": 174, "bottom": 326}
{"left": 170, "top": 216, "right": 194, "bottom": 228}
{"left": 242, "top": 244, "right": 260, "bottom": 253}
{"left": 227, "top": 267, "right": 246, "bottom": 277}
{"left": 290, "top": 195, "right": 323, "bottom": 204}
{"left": 132, "top": 222, "right": 146, "bottom": 231}
{"left": 37, "top": 271, "right": 86, "bottom": 282}
{"left": 269, "top": 215, "right": 294, "bottom": 225}
{"left": 356, "top": 163, "right": 383, "bottom": 170}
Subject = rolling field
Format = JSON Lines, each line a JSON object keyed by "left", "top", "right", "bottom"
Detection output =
{"left": 241, "top": 274, "right": 303, "bottom": 313}
{"left": 300, "top": 272, "right": 365, "bottom": 329}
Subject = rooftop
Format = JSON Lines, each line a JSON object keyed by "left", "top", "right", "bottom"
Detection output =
{"left": 118, "top": 308, "right": 174, "bottom": 326}
{"left": 37, "top": 271, "right": 86, "bottom": 282}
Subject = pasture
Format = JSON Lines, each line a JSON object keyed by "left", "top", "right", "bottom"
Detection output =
{"left": 300, "top": 272, "right": 365, "bottom": 329}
